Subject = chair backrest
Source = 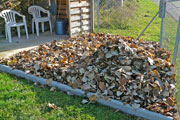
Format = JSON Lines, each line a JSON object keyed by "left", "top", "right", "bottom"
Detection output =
{"left": 0, "top": 10, "right": 16, "bottom": 24}
{"left": 28, "top": 5, "right": 44, "bottom": 19}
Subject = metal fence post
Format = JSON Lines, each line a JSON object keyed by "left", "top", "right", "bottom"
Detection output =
{"left": 160, "top": 1, "right": 166, "bottom": 48}
{"left": 172, "top": 16, "right": 180, "bottom": 64}
{"left": 97, "top": 0, "right": 100, "bottom": 32}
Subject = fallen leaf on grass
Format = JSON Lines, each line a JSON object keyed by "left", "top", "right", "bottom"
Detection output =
{"left": 115, "top": 109, "right": 120, "bottom": 113}
{"left": 34, "top": 82, "right": 40, "bottom": 86}
{"left": 81, "top": 99, "right": 89, "bottom": 104}
{"left": 89, "top": 94, "right": 97, "bottom": 103}
{"left": 50, "top": 87, "right": 56, "bottom": 92}
{"left": 47, "top": 103, "right": 59, "bottom": 110}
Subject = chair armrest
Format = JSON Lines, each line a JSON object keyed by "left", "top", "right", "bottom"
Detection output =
{"left": 40, "top": 9, "right": 50, "bottom": 17}
{"left": 14, "top": 11, "right": 26, "bottom": 23}
{"left": 15, "top": 11, "right": 24, "bottom": 18}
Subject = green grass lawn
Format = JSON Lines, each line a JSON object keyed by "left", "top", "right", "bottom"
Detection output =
{"left": 0, "top": 0, "right": 179, "bottom": 119}
{"left": 96, "top": 0, "right": 161, "bottom": 41}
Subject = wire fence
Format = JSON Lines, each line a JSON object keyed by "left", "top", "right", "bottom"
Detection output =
{"left": 162, "top": 1, "right": 180, "bottom": 75}
{"left": 162, "top": 1, "right": 180, "bottom": 99}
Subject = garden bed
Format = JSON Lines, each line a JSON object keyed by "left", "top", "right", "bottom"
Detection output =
{"left": 0, "top": 33, "right": 178, "bottom": 120}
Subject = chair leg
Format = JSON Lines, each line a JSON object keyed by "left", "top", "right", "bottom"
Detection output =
{"left": 49, "top": 20, "right": 52, "bottom": 33}
{"left": 5, "top": 26, "right": 8, "bottom": 40}
{"left": 7, "top": 27, "right": 12, "bottom": 43}
{"left": 35, "top": 22, "right": 39, "bottom": 37}
{"left": 17, "top": 26, "right": 21, "bottom": 38}
{"left": 41, "top": 22, "right": 44, "bottom": 32}
{"left": 32, "top": 21, "right": 34, "bottom": 34}
{"left": 25, "top": 24, "right": 29, "bottom": 39}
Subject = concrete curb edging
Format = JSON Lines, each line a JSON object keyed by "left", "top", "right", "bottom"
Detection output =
{"left": 0, "top": 64, "right": 173, "bottom": 120}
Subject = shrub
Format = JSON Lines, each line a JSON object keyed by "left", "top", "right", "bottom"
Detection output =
{"left": 96, "top": 0, "right": 139, "bottom": 30}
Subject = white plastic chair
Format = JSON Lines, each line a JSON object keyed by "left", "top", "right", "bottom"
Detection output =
{"left": 0, "top": 10, "right": 29, "bottom": 43}
{"left": 28, "top": 5, "right": 52, "bottom": 36}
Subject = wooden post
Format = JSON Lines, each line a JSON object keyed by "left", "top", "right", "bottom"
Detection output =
{"left": 68, "top": 0, "right": 72, "bottom": 37}
{"left": 90, "top": 0, "right": 94, "bottom": 32}
{"left": 97, "top": 0, "right": 100, "bottom": 32}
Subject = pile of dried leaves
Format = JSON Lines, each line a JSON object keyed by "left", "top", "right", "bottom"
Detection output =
{"left": 0, "top": 33, "right": 178, "bottom": 119}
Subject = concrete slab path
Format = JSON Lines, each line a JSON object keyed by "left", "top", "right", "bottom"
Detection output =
{"left": 0, "top": 32, "right": 68, "bottom": 58}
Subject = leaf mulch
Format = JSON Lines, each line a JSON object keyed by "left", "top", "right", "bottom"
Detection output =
{"left": 0, "top": 33, "right": 178, "bottom": 119}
